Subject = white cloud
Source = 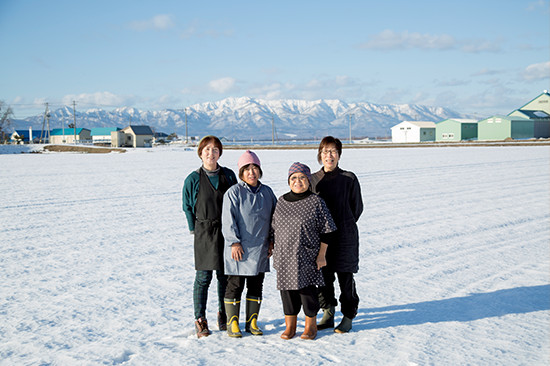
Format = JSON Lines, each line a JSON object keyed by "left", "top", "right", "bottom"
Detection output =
{"left": 360, "top": 30, "right": 500, "bottom": 53}
{"left": 522, "top": 61, "right": 550, "bottom": 81}
{"left": 12, "top": 96, "right": 23, "bottom": 104}
{"left": 32, "top": 97, "right": 48, "bottom": 108}
{"left": 360, "top": 30, "right": 456, "bottom": 50}
{"left": 61, "top": 92, "right": 135, "bottom": 107}
{"left": 434, "top": 79, "right": 471, "bottom": 87}
{"left": 471, "top": 68, "right": 505, "bottom": 77}
{"left": 180, "top": 21, "right": 234, "bottom": 39}
{"left": 460, "top": 39, "right": 501, "bottom": 53}
{"left": 526, "top": 0, "right": 548, "bottom": 11}
{"left": 208, "top": 77, "right": 237, "bottom": 93}
{"left": 129, "top": 14, "right": 174, "bottom": 31}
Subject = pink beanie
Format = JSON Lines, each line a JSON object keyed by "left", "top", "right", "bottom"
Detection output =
{"left": 238, "top": 150, "right": 261, "bottom": 170}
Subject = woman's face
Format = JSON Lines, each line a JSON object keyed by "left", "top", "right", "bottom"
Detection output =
{"left": 320, "top": 143, "right": 340, "bottom": 172}
{"left": 289, "top": 172, "right": 310, "bottom": 194}
{"left": 242, "top": 164, "right": 260, "bottom": 187}
{"left": 200, "top": 142, "right": 220, "bottom": 168}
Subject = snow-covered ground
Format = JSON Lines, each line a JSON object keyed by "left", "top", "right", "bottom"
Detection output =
{"left": 1, "top": 145, "right": 548, "bottom": 365}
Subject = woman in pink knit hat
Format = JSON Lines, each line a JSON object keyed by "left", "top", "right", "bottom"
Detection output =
{"left": 221, "top": 150, "right": 277, "bottom": 337}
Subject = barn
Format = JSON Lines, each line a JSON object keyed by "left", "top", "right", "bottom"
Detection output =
{"left": 111, "top": 125, "right": 154, "bottom": 148}
{"left": 477, "top": 115, "right": 549, "bottom": 141}
{"left": 391, "top": 121, "right": 436, "bottom": 143}
{"left": 50, "top": 128, "right": 91, "bottom": 144}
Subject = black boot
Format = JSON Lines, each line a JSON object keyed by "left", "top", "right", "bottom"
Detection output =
{"left": 245, "top": 296, "right": 263, "bottom": 335}
{"left": 224, "top": 298, "right": 242, "bottom": 338}
{"left": 335, "top": 316, "right": 353, "bottom": 333}
{"left": 317, "top": 305, "right": 335, "bottom": 330}
{"left": 217, "top": 311, "right": 227, "bottom": 331}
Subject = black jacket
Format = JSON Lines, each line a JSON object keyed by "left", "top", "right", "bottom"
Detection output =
{"left": 310, "top": 167, "right": 363, "bottom": 272}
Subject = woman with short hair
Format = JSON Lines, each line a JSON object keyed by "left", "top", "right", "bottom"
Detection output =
{"left": 182, "top": 135, "right": 237, "bottom": 338}
{"left": 310, "top": 136, "right": 363, "bottom": 333}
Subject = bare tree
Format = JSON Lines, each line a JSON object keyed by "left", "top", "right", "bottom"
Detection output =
{"left": 0, "top": 101, "right": 14, "bottom": 143}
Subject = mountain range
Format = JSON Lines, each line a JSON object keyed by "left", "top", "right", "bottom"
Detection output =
{"left": 12, "top": 97, "right": 475, "bottom": 140}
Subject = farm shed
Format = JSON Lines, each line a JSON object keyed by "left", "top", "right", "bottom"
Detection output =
{"left": 50, "top": 128, "right": 91, "bottom": 144}
{"left": 509, "top": 91, "right": 550, "bottom": 116}
{"left": 91, "top": 127, "right": 121, "bottom": 144}
{"left": 478, "top": 115, "right": 549, "bottom": 141}
{"left": 10, "top": 128, "right": 46, "bottom": 143}
{"left": 112, "top": 125, "right": 154, "bottom": 148}
{"left": 436, "top": 119, "right": 478, "bottom": 141}
{"left": 391, "top": 121, "right": 436, "bottom": 143}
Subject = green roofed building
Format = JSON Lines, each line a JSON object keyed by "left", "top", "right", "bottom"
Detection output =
{"left": 50, "top": 128, "right": 91, "bottom": 144}
{"left": 509, "top": 91, "right": 550, "bottom": 116}
{"left": 478, "top": 115, "right": 549, "bottom": 141}
{"left": 435, "top": 119, "right": 478, "bottom": 141}
{"left": 478, "top": 92, "right": 550, "bottom": 141}
{"left": 91, "top": 127, "right": 121, "bottom": 144}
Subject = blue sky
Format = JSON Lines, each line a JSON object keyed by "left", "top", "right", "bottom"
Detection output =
{"left": 1, "top": 0, "right": 549, "bottom": 118}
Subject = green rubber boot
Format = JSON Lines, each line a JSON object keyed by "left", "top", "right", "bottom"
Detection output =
{"left": 335, "top": 316, "right": 353, "bottom": 333}
{"left": 245, "top": 296, "right": 263, "bottom": 336}
{"left": 224, "top": 298, "right": 242, "bottom": 338}
{"left": 317, "top": 306, "right": 335, "bottom": 330}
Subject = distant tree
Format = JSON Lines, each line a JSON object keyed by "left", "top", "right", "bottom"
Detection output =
{"left": 0, "top": 101, "right": 14, "bottom": 143}
{"left": 68, "top": 123, "right": 75, "bottom": 128}
{"left": 168, "top": 132, "right": 178, "bottom": 140}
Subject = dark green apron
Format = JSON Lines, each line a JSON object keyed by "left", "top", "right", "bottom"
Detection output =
{"left": 193, "top": 168, "right": 231, "bottom": 270}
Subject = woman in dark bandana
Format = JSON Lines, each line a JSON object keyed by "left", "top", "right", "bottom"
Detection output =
{"left": 272, "top": 162, "right": 336, "bottom": 341}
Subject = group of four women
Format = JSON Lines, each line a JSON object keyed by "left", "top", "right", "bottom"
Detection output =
{"left": 182, "top": 135, "right": 363, "bottom": 340}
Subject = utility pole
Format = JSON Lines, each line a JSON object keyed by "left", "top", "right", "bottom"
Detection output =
{"left": 349, "top": 113, "right": 353, "bottom": 144}
{"left": 272, "top": 115, "right": 275, "bottom": 145}
{"left": 40, "top": 103, "right": 51, "bottom": 144}
{"left": 185, "top": 107, "right": 189, "bottom": 143}
{"left": 72, "top": 101, "right": 77, "bottom": 144}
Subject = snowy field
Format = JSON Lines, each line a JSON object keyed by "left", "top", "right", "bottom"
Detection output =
{"left": 1, "top": 145, "right": 549, "bottom": 365}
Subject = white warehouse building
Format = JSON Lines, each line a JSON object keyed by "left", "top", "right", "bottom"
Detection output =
{"left": 391, "top": 121, "right": 436, "bottom": 143}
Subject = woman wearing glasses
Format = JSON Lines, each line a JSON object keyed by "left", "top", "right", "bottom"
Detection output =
{"left": 310, "top": 136, "right": 363, "bottom": 333}
{"left": 272, "top": 162, "right": 336, "bottom": 340}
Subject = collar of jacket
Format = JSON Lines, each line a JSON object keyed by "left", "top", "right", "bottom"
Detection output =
{"left": 239, "top": 180, "right": 262, "bottom": 193}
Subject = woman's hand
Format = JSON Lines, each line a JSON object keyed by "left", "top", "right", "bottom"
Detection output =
{"left": 316, "top": 242, "right": 329, "bottom": 270}
{"left": 231, "top": 243, "right": 244, "bottom": 261}
{"left": 267, "top": 242, "right": 274, "bottom": 258}
{"left": 316, "top": 255, "right": 327, "bottom": 270}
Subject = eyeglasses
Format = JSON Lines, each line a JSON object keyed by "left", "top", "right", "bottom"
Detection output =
{"left": 289, "top": 175, "right": 308, "bottom": 182}
{"left": 321, "top": 149, "right": 338, "bottom": 155}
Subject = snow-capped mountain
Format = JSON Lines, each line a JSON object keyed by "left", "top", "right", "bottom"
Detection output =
{"left": 13, "top": 97, "right": 474, "bottom": 140}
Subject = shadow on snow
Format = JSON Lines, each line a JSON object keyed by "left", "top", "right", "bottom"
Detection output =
{"left": 354, "top": 284, "right": 550, "bottom": 330}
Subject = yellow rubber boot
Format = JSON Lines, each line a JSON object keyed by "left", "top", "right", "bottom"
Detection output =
{"left": 224, "top": 298, "right": 242, "bottom": 338}
{"left": 245, "top": 296, "right": 263, "bottom": 335}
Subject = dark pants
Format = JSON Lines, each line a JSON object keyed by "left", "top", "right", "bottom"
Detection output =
{"left": 225, "top": 273, "right": 265, "bottom": 299}
{"left": 193, "top": 270, "right": 227, "bottom": 320}
{"left": 318, "top": 269, "right": 359, "bottom": 319}
{"left": 280, "top": 286, "right": 320, "bottom": 317}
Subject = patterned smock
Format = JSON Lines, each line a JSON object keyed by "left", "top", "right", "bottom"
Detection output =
{"left": 272, "top": 192, "right": 337, "bottom": 290}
